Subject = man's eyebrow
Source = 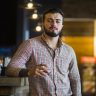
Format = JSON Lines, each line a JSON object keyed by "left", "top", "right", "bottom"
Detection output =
{"left": 47, "top": 18, "right": 62, "bottom": 21}
{"left": 56, "top": 19, "right": 62, "bottom": 21}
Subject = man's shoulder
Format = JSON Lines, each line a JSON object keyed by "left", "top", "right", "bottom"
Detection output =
{"left": 62, "top": 42, "right": 73, "bottom": 49}
{"left": 24, "top": 35, "right": 43, "bottom": 47}
{"left": 24, "top": 36, "right": 41, "bottom": 44}
{"left": 61, "top": 42, "right": 75, "bottom": 53}
{"left": 61, "top": 42, "right": 77, "bottom": 58}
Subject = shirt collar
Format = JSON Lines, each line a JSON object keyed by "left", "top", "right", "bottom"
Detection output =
{"left": 41, "top": 33, "right": 63, "bottom": 48}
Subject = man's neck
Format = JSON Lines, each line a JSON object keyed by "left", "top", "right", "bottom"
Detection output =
{"left": 43, "top": 33, "right": 59, "bottom": 50}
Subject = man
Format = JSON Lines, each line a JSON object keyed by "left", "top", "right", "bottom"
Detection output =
{"left": 6, "top": 8, "right": 82, "bottom": 96}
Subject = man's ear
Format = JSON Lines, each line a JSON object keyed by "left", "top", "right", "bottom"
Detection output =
{"left": 62, "top": 24, "right": 64, "bottom": 29}
{"left": 41, "top": 23, "right": 44, "bottom": 30}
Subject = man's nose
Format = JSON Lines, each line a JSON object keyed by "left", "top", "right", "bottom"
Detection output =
{"left": 51, "top": 21, "right": 57, "bottom": 26}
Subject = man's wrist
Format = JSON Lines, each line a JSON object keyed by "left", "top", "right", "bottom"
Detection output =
{"left": 19, "top": 69, "right": 29, "bottom": 77}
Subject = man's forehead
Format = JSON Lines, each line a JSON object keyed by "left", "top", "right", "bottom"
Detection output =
{"left": 45, "top": 13, "right": 63, "bottom": 19}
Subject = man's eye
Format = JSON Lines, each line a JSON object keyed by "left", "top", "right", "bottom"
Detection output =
{"left": 56, "top": 21, "right": 61, "bottom": 23}
{"left": 47, "top": 19, "right": 62, "bottom": 24}
{"left": 47, "top": 20, "right": 53, "bottom": 23}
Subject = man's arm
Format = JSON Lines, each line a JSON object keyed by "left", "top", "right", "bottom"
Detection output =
{"left": 6, "top": 67, "right": 29, "bottom": 77}
{"left": 69, "top": 48, "right": 82, "bottom": 96}
{"left": 5, "top": 40, "right": 32, "bottom": 77}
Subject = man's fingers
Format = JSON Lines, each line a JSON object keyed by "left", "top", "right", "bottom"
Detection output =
{"left": 28, "top": 64, "right": 48, "bottom": 77}
{"left": 40, "top": 66, "right": 48, "bottom": 73}
{"left": 36, "top": 68, "right": 47, "bottom": 76}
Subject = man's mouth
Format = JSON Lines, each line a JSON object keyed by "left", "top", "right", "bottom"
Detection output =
{"left": 49, "top": 27, "right": 58, "bottom": 30}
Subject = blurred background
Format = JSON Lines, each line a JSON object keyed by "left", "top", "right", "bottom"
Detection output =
{"left": 0, "top": 0, "right": 96, "bottom": 96}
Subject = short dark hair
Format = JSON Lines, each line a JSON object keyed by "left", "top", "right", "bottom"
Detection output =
{"left": 42, "top": 8, "right": 64, "bottom": 24}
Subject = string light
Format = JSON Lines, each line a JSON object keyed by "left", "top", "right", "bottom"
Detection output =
{"left": 24, "top": 0, "right": 42, "bottom": 33}
{"left": 25, "top": 0, "right": 34, "bottom": 9}
{"left": 32, "top": 10, "right": 38, "bottom": 19}
{"left": 35, "top": 23, "right": 42, "bottom": 32}
{"left": 27, "top": 2, "right": 33, "bottom": 9}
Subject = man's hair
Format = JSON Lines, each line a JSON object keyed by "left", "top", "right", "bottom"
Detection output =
{"left": 42, "top": 8, "right": 64, "bottom": 24}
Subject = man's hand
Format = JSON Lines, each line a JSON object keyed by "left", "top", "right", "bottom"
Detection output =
{"left": 28, "top": 64, "right": 48, "bottom": 77}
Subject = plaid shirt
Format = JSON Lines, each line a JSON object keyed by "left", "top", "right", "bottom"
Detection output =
{"left": 7, "top": 34, "right": 82, "bottom": 96}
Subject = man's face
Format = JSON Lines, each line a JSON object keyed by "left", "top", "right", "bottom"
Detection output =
{"left": 43, "top": 13, "right": 63, "bottom": 37}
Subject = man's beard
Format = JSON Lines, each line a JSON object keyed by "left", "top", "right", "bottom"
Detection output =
{"left": 44, "top": 27, "right": 62, "bottom": 37}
